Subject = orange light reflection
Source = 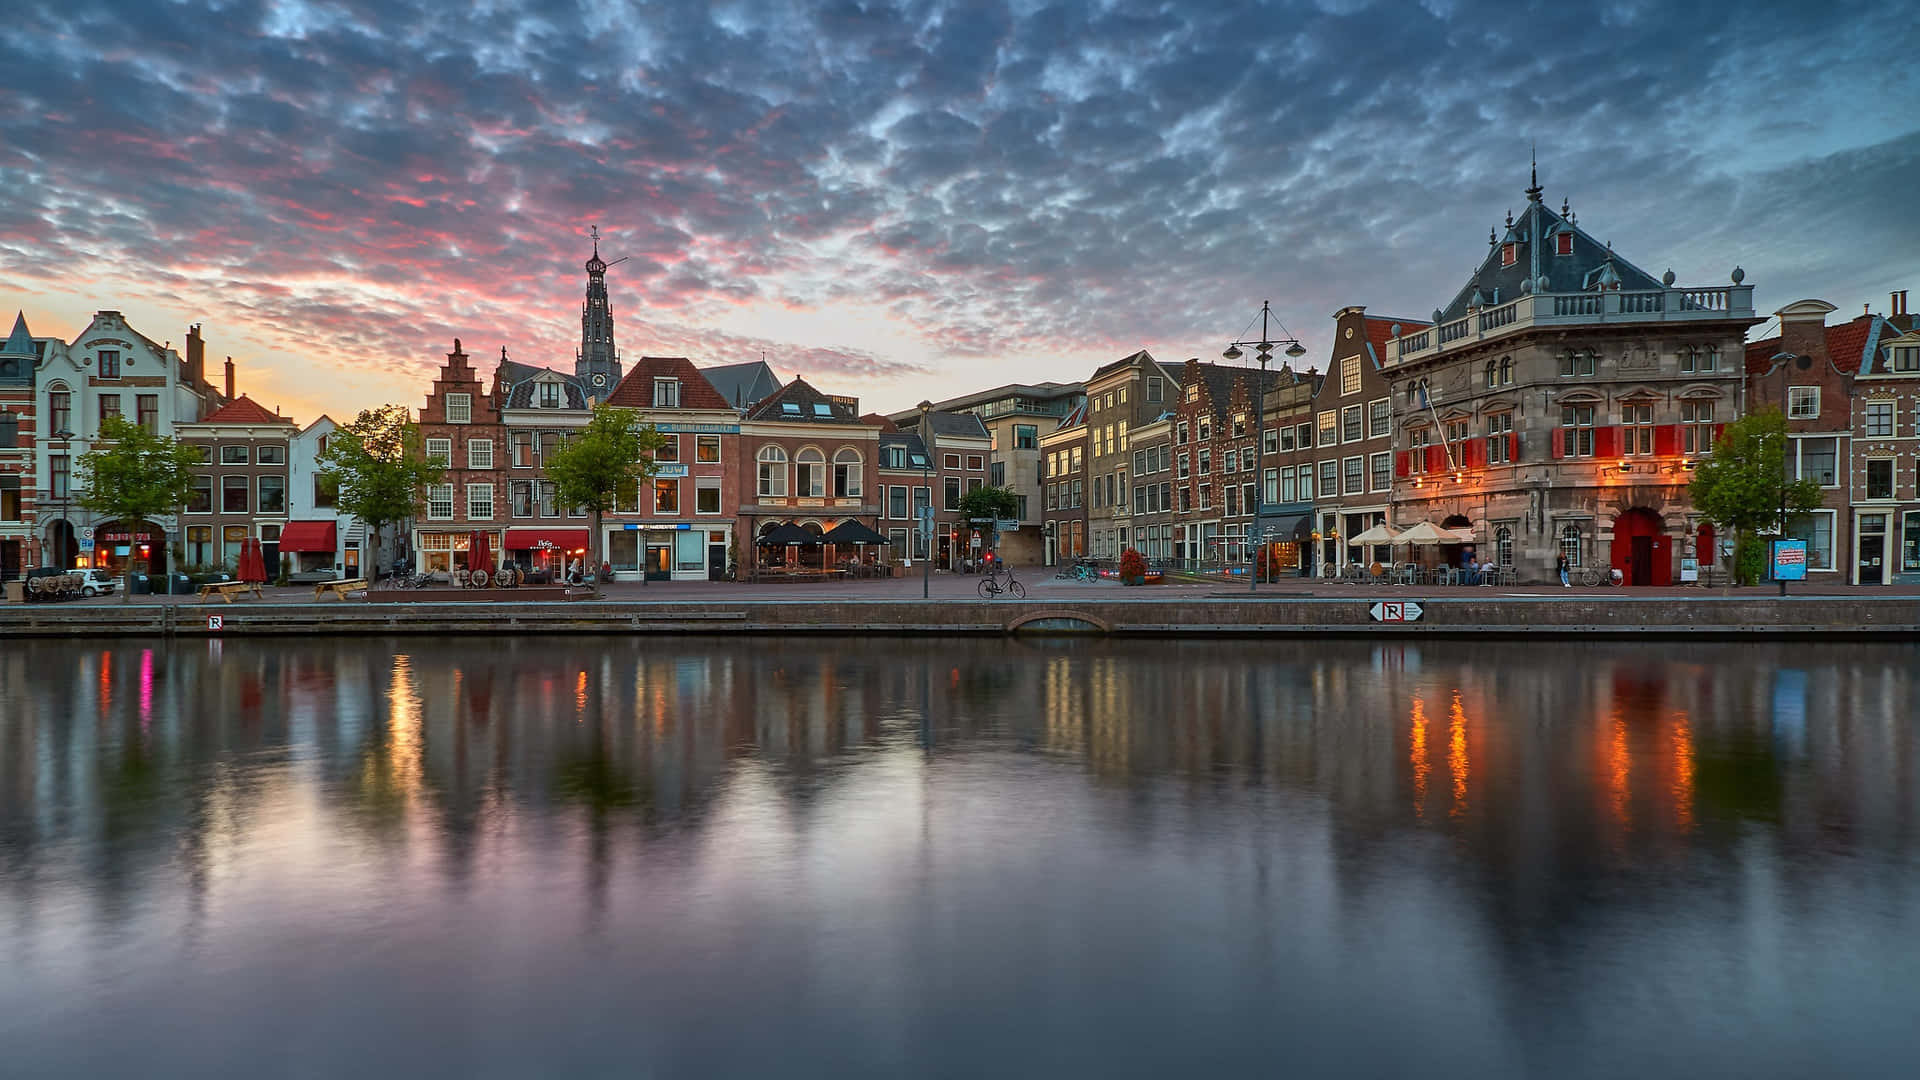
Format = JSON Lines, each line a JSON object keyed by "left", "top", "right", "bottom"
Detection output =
{"left": 1410, "top": 696, "right": 1430, "bottom": 819}
{"left": 1447, "top": 690, "right": 1469, "bottom": 819}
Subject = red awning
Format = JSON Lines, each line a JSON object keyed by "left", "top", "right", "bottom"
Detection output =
{"left": 276, "top": 520, "right": 338, "bottom": 552}
{"left": 504, "top": 528, "right": 590, "bottom": 551}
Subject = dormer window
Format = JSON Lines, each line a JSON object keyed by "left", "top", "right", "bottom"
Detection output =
{"left": 781, "top": 402, "right": 801, "bottom": 415}
{"left": 1500, "top": 243, "right": 1516, "bottom": 267}
{"left": 813, "top": 403, "right": 832, "bottom": 417}
{"left": 539, "top": 383, "right": 560, "bottom": 408}
{"left": 653, "top": 378, "right": 680, "bottom": 408}
{"left": 98, "top": 350, "right": 121, "bottom": 378}
{"left": 1556, "top": 233, "right": 1574, "bottom": 256}
{"left": 885, "top": 445, "right": 906, "bottom": 469}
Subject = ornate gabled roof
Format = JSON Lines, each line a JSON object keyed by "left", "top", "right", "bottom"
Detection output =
{"left": 746, "top": 376, "right": 861, "bottom": 423}
{"left": 2, "top": 312, "right": 35, "bottom": 358}
{"left": 1436, "top": 179, "right": 1663, "bottom": 323}
{"left": 605, "top": 356, "right": 732, "bottom": 410}
{"left": 199, "top": 395, "right": 294, "bottom": 425}
{"left": 1183, "top": 359, "right": 1286, "bottom": 421}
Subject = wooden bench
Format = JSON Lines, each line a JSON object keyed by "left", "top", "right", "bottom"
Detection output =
{"left": 197, "top": 581, "right": 263, "bottom": 603}
{"left": 313, "top": 578, "right": 368, "bottom": 601}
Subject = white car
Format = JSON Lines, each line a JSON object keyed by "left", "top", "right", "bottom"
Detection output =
{"left": 79, "top": 569, "right": 119, "bottom": 597}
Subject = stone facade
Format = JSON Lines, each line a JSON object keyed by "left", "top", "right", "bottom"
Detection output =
{"left": 1040, "top": 399, "right": 1087, "bottom": 565}
{"left": 1082, "top": 350, "right": 1179, "bottom": 559}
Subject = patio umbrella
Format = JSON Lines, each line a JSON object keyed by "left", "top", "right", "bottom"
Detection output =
{"left": 1347, "top": 523, "right": 1400, "bottom": 547}
{"left": 1447, "top": 527, "right": 1476, "bottom": 543}
{"left": 757, "top": 522, "right": 816, "bottom": 547}
{"left": 468, "top": 531, "right": 494, "bottom": 576}
{"left": 821, "top": 520, "right": 889, "bottom": 546}
{"left": 1396, "top": 521, "right": 1455, "bottom": 546}
{"left": 237, "top": 537, "right": 268, "bottom": 584}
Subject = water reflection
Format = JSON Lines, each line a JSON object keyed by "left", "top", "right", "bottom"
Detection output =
{"left": 2, "top": 638, "right": 1919, "bottom": 1076}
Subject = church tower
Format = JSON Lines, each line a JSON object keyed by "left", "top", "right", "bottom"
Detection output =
{"left": 575, "top": 226, "right": 622, "bottom": 390}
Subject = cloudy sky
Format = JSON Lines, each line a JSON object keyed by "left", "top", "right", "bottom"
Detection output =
{"left": 2, "top": 0, "right": 1915, "bottom": 421}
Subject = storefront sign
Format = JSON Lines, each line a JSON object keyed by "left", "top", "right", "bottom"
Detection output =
{"left": 622, "top": 523, "right": 693, "bottom": 530}
{"left": 652, "top": 423, "right": 740, "bottom": 434}
{"left": 1771, "top": 540, "right": 1808, "bottom": 581}
{"left": 655, "top": 464, "right": 690, "bottom": 478}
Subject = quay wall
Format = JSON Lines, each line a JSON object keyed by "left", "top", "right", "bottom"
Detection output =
{"left": 3, "top": 596, "right": 1918, "bottom": 639}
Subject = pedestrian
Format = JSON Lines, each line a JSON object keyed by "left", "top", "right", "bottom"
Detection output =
{"left": 1557, "top": 553, "right": 1570, "bottom": 587}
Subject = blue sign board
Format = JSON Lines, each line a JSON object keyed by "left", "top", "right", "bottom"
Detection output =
{"left": 1770, "top": 539, "right": 1808, "bottom": 581}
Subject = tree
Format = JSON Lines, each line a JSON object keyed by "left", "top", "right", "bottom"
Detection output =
{"left": 956, "top": 484, "right": 1022, "bottom": 562}
{"left": 542, "top": 403, "right": 665, "bottom": 593}
{"left": 1689, "top": 408, "right": 1822, "bottom": 585}
{"left": 76, "top": 415, "right": 202, "bottom": 603}
{"left": 318, "top": 404, "right": 444, "bottom": 575}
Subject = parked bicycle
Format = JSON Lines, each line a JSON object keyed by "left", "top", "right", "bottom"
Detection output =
{"left": 977, "top": 565, "right": 1026, "bottom": 600}
{"left": 1054, "top": 561, "right": 1100, "bottom": 583}
{"left": 1578, "top": 566, "right": 1621, "bottom": 587}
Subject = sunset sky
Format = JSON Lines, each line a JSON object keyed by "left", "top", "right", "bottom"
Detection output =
{"left": 3, "top": 0, "right": 1915, "bottom": 423}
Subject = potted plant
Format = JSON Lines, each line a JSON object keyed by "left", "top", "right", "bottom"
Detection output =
{"left": 1118, "top": 546, "right": 1147, "bottom": 586}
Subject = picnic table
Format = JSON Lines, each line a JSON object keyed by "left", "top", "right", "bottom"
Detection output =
{"left": 197, "top": 580, "right": 264, "bottom": 603}
{"left": 313, "top": 578, "right": 368, "bottom": 601}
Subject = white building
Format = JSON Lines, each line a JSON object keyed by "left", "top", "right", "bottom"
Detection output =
{"left": 288, "top": 415, "right": 392, "bottom": 579}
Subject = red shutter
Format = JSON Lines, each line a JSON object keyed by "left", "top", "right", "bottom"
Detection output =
{"left": 1394, "top": 451, "right": 1410, "bottom": 478}
{"left": 1551, "top": 428, "right": 1564, "bottom": 459}
{"left": 1593, "top": 426, "right": 1617, "bottom": 459}
{"left": 1508, "top": 432, "right": 1520, "bottom": 463}
{"left": 1425, "top": 445, "right": 1445, "bottom": 474}
{"left": 1654, "top": 424, "right": 1679, "bottom": 457}
{"left": 1462, "top": 439, "right": 1482, "bottom": 470}
{"left": 1711, "top": 423, "right": 1726, "bottom": 450}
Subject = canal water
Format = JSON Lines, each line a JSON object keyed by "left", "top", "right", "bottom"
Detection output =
{"left": 2, "top": 637, "right": 1917, "bottom": 1077}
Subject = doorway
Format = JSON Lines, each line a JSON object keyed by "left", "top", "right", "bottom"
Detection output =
{"left": 1610, "top": 507, "right": 1670, "bottom": 586}
{"left": 1856, "top": 514, "right": 1888, "bottom": 584}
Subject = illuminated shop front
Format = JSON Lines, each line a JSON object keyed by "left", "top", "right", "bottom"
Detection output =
{"left": 605, "top": 523, "right": 729, "bottom": 582}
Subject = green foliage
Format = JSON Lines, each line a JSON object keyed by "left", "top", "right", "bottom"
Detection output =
{"left": 1734, "top": 533, "right": 1767, "bottom": 588}
{"left": 319, "top": 405, "right": 444, "bottom": 564}
{"left": 541, "top": 404, "right": 666, "bottom": 590}
{"left": 76, "top": 416, "right": 203, "bottom": 601}
{"left": 956, "top": 484, "right": 1020, "bottom": 522}
{"left": 1689, "top": 408, "right": 1823, "bottom": 585}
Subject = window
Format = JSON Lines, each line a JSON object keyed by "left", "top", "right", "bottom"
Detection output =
{"left": 466, "top": 483, "right": 492, "bottom": 519}
{"left": 1622, "top": 404, "right": 1654, "bottom": 455}
{"left": 1224, "top": 484, "right": 1239, "bottom": 516}
{"left": 1795, "top": 437, "right": 1838, "bottom": 486}
{"left": 1240, "top": 447, "right": 1255, "bottom": 473}
{"left": 427, "top": 484, "right": 454, "bottom": 520}
{"left": 757, "top": 446, "right": 788, "bottom": 497}
{"left": 888, "top": 486, "right": 909, "bottom": 518}
{"left": 1904, "top": 511, "right": 1920, "bottom": 573}
{"left": 258, "top": 476, "right": 286, "bottom": 514}
{"left": 795, "top": 448, "right": 826, "bottom": 497}
{"left": 1499, "top": 356, "right": 1513, "bottom": 385}
{"left": 1484, "top": 359, "right": 1497, "bottom": 389}
{"left": 1231, "top": 413, "right": 1247, "bottom": 439}
{"left": 1786, "top": 510, "right": 1835, "bottom": 569}
{"left": 1263, "top": 428, "right": 1278, "bottom": 454}
{"left": 695, "top": 478, "right": 721, "bottom": 514}
{"left": 1223, "top": 447, "right": 1237, "bottom": 474}
{"left": 1297, "top": 422, "right": 1312, "bottom": 449}
{"left": 1893, "top": 346, "right": 1920, "bottom": 373}
{"left": 1865, "top": 400, "right": 1895, "bottom": 438}
{"left": 890, "top": 445, "right": 910, "bottom": 470}
{"left": 1341, "top": 405, "right": 1363, "bottom": 443}
{"left": 445, "top": 393, "right": 471, "bottom": 424}
{"left": 98, "top": 395, "right": 121, "bottom": 428}
{"left": 313, "top": 472, "right": 338, "bottom": 508}
{"left": 1408, "top": 427, "right": 1430, "bottom": 474}
{"left": 695, "top": 434, "right": 721, "bottom": 463}
{"left": 425, "top": 438, "right": 451, "bottom": 466}
{"left": 50, "top": 454, "right": 69, "bottom": 498}
{"left": 1070, "top": 447, "right": 1082, "bottom": 472}
{"left": 1369, "top": 452, "right": 1390, "bottom": 491}
{"left": 1560, "top": 524, "right": 1584, "bottom": 568}
{"left": 510, "top": 481, "right": 533, "bottom": 517}
{"left": 1680, "top": 346, "right": 1719, "bottom": 373}
{"left": 1146, "top": 377, "right": 1164, "bottom": 403}
{"left": 1343, "top": 456, "right": 1365, "bottom": 495}
{"left": 188, "top": 476, "right": 213, "bottom": 513}
{"left": 1176, "top": 421, "right": 1189, "bottom": 445}
{"left": 222, "top": 475, "right": 249, "bottom": 513}
{"left": 538, "top": 481, "right": 558, "bottom": 517}
{"left": 1557, "top": 350, "right": 1596, "bottom": 377}
{"left": 1487, "top": 413, "right": 1513, "bottom": 463}
{"left": 467, "top": 439, "right": 494, "bottom": 469}
{"left": 222, "top": 525, "right": 249, "bottom": 566}
{"left": 1495, "top": 526, "right": 1513, "bottom": 566}
{"left": 1681, "top": 402, "right": 1715, "bottom": 454}
{"left": 833, "top": 448, "right": 863, "bottom": 497}
{"left": 1500, "top": 242, "right": 1516, "bottom": 267}
{"left": 813, "top": 403, "right": 832, "bottom": 418}
{"left": 1177, "top": 454, "right": 1190, "bottom": 480}
{"left": 1367, "top": 399, "right": 1390, "bottom": 440}
{"left": 1341, "top": 356, "right": 1362, "bottom": 395}
{"left": 1198, "top": 449, "right": 1211, "bottom": 475}
{"left": 653, "top": 379, "right": 680, "bottom": 408}
{"left": 512, "top": 432, "right": 533, "bottom": 467}
{"left": 256, "top": 444, "right": 286, "bottom": 465}
{"left": 943, "top": 477, "right": 961, "bottom": 511}
{"left": 1279, "top": 466, "right": 1295, "bottom": 503}
{"left": 1318, "top": 459, "right": 1337, "bottom": 496}
{"left": 654, "top": 477, "right": 680, "bottom": 514}
{"left": 1196, "top": 418, "right": 1210, "bottom": 443}
{"left": 220, "top": 445, "right": 249, "bottom": 465}
{"left": 1561, "top": 404, "right": 1595, "bottom": 457}
{"left": 186, "top": 526, "right": 213, "bottom": 566}
{"left": 939, "top": 453, "right": 958, "bottom": 470}
{"left": 1866, "top": 459, "right": 1895, "bottom": 500}
{"left": 1318, "top": 411, "right": 1338, "bottom": 446}
{"left": 965, "top": 455, "right": 984, "bottom": 471}
{"left": 539, "top": 383, "right": 560, "bottom": 409}
{"left": 1787, "top": 386, "right": 1819, "bottom": 419}
{"left": 97, "top": 349, "right": 120, "bottom": 378}
{"left": 137, "top": 394, "right": 159, "bottom": 432}
{"left": 1556, "top": 232, "right": 1574, "bottom": 256}
{"left": 655, "top": 435, "right": 680, "bottom": 463}
{"left": 49, "top": 390, "right": 71, "bottom": 434}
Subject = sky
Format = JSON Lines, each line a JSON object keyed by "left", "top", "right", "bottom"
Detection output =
{"left": 2, "top": 0, "right": 1917, "bottom": 423}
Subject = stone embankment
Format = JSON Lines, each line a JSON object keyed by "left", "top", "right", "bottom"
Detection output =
{"left": 3, "top": 595, "right": 1917, "bottom": 638}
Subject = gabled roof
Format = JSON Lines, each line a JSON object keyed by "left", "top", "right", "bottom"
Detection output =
{"left": 496, "top": 358, "right": 589, "bottom": 409}
{"left": 1745, "top": 313, "right": 1883, "bottom": 376}
{"left": 1436, "top": 184, "right": 1663, "bottom": 323}
{"left": 922, "top": 410, "right": 989, "bottom": 439}
{"left": 1184, "top": 360, "right": 1288, "bottom": 421}
{"left": 1, "top": 312, "right": 35, "bottom": 358}
{"left": 861, "top": 412, "right": 898, "bottom": 431}
{"left": 199, "top": 395, "right": 294, "bottom": 425}
{"left": 606, "top": 356, "right": 732, "bottom": 410}
{"left": 1364, "top": 315, "right": 1430, "bottom": 371}
{"left": 700, "top": 359, "right": 783, "bottom": 409}
{"left": 878, "top": 430, "right": 931, "bottom": 468}
{"left": 1087, "top": 349, "right": 1158, "bottom": 385}
{"left": 746, "top": 376, "right": 862, "bottom": 424}
{"left": 1053, "top": 399, "right": 1088, "bottom": 431}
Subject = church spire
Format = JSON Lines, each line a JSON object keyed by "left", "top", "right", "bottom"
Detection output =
{"left": 577, "top": 225, "right": 620, "bottom": 387}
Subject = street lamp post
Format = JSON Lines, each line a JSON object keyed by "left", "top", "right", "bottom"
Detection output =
{"left": 1223, "top": 300, "right": 1306, "bottom": 593}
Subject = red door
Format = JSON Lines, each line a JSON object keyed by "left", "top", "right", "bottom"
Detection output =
{"left": 1610, "top": 508, "right": 1669, "bottom": 586}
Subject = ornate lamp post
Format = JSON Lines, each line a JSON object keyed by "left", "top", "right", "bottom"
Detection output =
{"left": 1223, "top": 300, "right": 1306, "bottom": 592}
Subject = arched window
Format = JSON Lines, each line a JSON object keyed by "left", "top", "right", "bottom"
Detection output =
{"left": 795, "top": 447, "right": 826, "bottom": 498}
{"left": 1485, "top": 360, "right": 1497, "bottom": 388}
{"left": 1495, "top": 526, "right": 1513, "bottom": 566}
{"left": 832, "top": 448, "right": 863, "bottom": 498}
{"left": 757, "top": 445, "right": 788, "bottom": 497}
{"left": 1560, "top": 524, "right": 1583, "bottom": 568}
{"left": 1499, "top": 356, "right": 1513, "bottom": 385}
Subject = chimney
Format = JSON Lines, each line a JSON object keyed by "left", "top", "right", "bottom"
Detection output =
{"left": 224, "top": 356, "right": 235, "bottom": 401}
{"left": 1776, "top": 300, "right": 1833, "bottom": 372}
{"left": 1895, "top": 291, "right": 1910, "bottom": 317}
{"left": 186, "top": 324, "right": 204, "bottom": 386}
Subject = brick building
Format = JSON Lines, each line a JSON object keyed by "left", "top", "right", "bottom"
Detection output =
{"left": 1041, "top": 399, "right": 1088, "bottom": 565}
{"left": 740, "top": 377, "right": 881, "bottom": 573}
{"left": 1082, "top": 350, "right": 1180, "bottom": 560}
{"left": 1169, "top": 357, "right": 1285, "bottom": 569}
{"left": 411, "top": 339, "right": 506, "bottom": 573}
{"left": 896, "top": 404, "right": 991, "bottom": 569}
{"left": 176, "top": 396, "right": 298, "bottom": 573}
{"left": 600, "top": 356, "right": 743, "bottom": 581}
{"left": 1257, "top": 368, "right": 1323, "bottom": 575}
{"left": 1311, "top": 307, "right": 1428, "bottom": 571}
{"left": 0, "top": 314, "right": 37, "bottom": 579}
{"left": 1126, "top": 415, "right": 1175, "bottom": 562}
{"left": 875, "top": 426, "right": 934, "bottom": 564}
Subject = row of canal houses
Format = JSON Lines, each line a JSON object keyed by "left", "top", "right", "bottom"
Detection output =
{"left": 1041, "top": 172, "right": 1920, "bottom": 585}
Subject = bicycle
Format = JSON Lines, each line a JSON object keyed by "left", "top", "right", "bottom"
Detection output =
{"left": 1054, "top": 561, "right": 1099, "bottom": 583}
{"left": 977, "top": 566, "right": 1026, "bottom": 599}
{"left": 1578, "top": 566, "right": 1620, "bottom": 587}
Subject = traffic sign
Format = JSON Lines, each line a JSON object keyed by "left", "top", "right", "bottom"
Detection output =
{"left": 78, "top": 527, "right": 95, "bottom": 541}
{"left": 1368, "top": 601, "right": 1423, "bottom": 623}
{"left": 207, "top": 615, "right": 223, "bottom": 631}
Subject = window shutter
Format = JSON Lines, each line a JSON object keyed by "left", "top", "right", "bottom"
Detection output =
{"left": 1712, "top": 423, "right": 1726, "bottom": 447}
{"left": 1460, "top": 439, "right": 1480, "bottom": 469}
{"left": 1654, "top": 424, "right": 1679, "bottom": 456}
{"left": 1593, "top": 426, "right": 1617, "bottom": 459}
{"left": 1551, "top": 428, "right": 1564, "bottom": 458}
{"left": 1508, "top": 432, "right": 1520, "bottom": 463}
{"left": 1425, "top": 445, "right": 1445, "bottom": 473}
{"left": 1394, "top": 451, "right": 1410, "bottom": 478}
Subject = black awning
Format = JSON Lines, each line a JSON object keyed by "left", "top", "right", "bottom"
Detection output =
{"left": 757, "top": 522, "right": 818, "bottom": 546}
{"left": 821, "top": 520, "right": 890, "bottom": 545}
{"left": 1257, "top": 512, "right": 1312, "bottom": 541}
